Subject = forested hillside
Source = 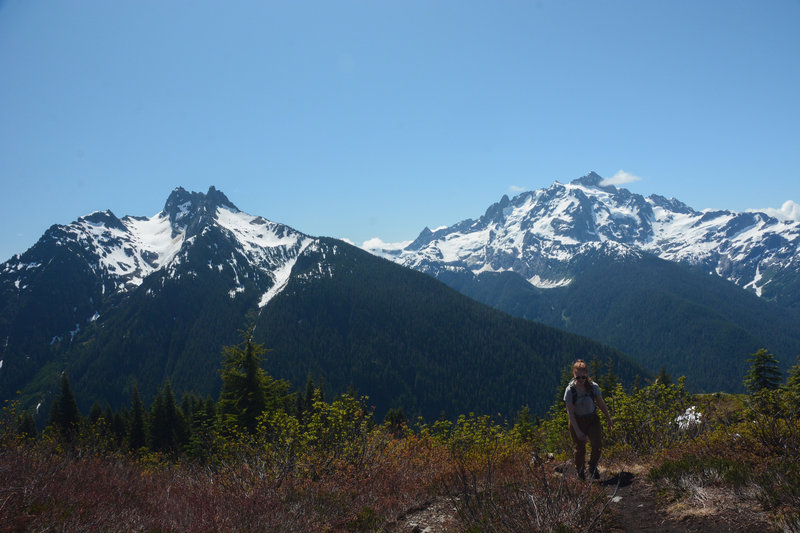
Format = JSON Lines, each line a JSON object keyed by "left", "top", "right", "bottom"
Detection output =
{"left": 436, "top": 250, "right": 800, "bottom": 393}
{"left": 10, "top": 236, "right": 646, "bottom": 424}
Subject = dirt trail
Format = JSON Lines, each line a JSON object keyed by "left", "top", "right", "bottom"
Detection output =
{"left": 388, "top": 464, "right": 776, "bottom": 532}
{"left": 601, "top": 469, "right": 775, "bottom": 533}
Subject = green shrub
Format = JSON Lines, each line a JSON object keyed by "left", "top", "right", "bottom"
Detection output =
{"left": 606, "top": 378, "right": 694, "bottom": 456}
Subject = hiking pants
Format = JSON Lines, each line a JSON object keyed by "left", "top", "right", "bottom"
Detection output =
{"left": 569, "top": 411, "right": 602, "bottom": 471}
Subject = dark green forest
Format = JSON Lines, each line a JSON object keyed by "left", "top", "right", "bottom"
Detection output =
{"left": 438, "top": 250, "right": 800, "bottom": 393}
{"left": 4, "top": 239, "right": 647, "bottom": 425}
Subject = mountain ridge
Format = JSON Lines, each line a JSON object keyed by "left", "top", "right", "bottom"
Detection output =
{"left": 364, "top": 172, "right": 800, "bottom": 391}
{"left": 0, "top": 186, "right": 646, "bottom": 421}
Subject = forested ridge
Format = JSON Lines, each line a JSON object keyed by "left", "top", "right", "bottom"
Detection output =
{"left": 441, "top": 250, "right": 800, "bottom": 393}
{"left": 6, "top": 239, "right": 647, "bottom": 425}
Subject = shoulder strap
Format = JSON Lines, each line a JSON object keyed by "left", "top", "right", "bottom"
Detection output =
{"left": 571, "top": 383, "right": 596, "bottom": 400}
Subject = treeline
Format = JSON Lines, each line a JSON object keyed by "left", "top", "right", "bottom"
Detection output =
{"left": 12, "top": 327, "right": 642, "bottom": 461}
{"left": 16, "top": 331, "right": 342, "bottom": 459}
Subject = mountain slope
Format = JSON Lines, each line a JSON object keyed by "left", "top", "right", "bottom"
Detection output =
{"left": 367, "top": 173, "right": 800, "bottom": 391}
{"left": 0, "top": 187, "right": 647, "bottom": 421}
{"left": 0, "top": 187, "right": 312, "bottom": 404}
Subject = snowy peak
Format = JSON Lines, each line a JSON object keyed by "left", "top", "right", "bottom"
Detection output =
{"left": 2, "top": 187, "right": 316, "bottom": 308}
{"left": 374, "top": 172, "right": 800, "bottom": 299}
{"left": 162, "top": 186, "right": 238, "bottom": 237}
{"left": 571, "top": 171, "right": 614, "bottom": 190}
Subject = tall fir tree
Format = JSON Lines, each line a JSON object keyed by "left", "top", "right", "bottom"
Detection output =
{"left": 17, "top": 410, "right": 37, "bottom": 438}
{"left": 128, "top": 384, "right": 147, "bottom": 451}
{"left": 655, "top": 366, "right": 673, "bottom": 387}
{"left": 744, "top": 348, "right": 782, "bottom": 394}
{"left": 785, "top": 355, "right": 800, "bottom": 411}
{"left": 149, "top": 380, "right": 185, "bottom": 453}
{"left": 48, "top": 373, "right": 81, "bottom": 442}
{"left": 597, "top": 358, "right": 619, "bottom": 397}
{"left": 218, "top": 328, "right": 290, "bottom": 434}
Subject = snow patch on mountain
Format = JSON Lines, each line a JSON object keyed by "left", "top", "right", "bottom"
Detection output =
{"left": 529, "top": 275, "right": 572, "bottom": 289}
{"left": 258, "top": 237, "right": 314, "bottom": 308}
{"left": 60, "top": 210, "right": 185, "bottom": 288}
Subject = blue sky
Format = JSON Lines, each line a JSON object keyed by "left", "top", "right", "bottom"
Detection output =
{"left": 1, "top": 0, "right": 799, "bottom": 262}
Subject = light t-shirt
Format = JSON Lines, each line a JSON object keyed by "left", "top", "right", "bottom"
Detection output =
{"left": 564, "top": 380, "right": 602, "bottom": 417}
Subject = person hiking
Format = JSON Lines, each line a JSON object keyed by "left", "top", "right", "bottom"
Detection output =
{"left": 564, "top": 359, "right": 613, "bottom": 480}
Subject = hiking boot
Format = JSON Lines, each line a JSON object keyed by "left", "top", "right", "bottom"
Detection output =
{"left": 578, "top": 468, "right": 586, "bottom": 480}
{"left": 588, "top": 465, "right": 600, "bottom": 480}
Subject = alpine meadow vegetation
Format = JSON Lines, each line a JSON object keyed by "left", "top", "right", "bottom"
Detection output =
{"left": 1, "top": 344, "right": 798, "bottom": 532}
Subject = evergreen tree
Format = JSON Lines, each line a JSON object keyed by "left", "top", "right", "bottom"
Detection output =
{"left": 555, "top": 363, "right": 573, "bottom": 403}
{"left": 297, "top": 373, "right": 316, "bottom": 424}
{"left": 632, "top": 374, "right": 642, "bottom": 393}
{"left": 589, "top": 358, "right": 602, "bottom": 382}
{"left": 88, "top": 402, "right": 104, "bottom": 424}
{"left": 149, "top": 380, "right": 185, "bottom": 453}
{"left": 128, "top": 384, "right": 147, "bottom": 451}
{"left": 204, "top": 396, "right": 217, "bottom": 419}
{"left": 48, "top": 373, "right": 81, "bottom": 442}
{"left": 744, "top": 348, "right": 782, "bottom": 394}
{"left": 110, "top": 409, "right": 126, "bottom": 446}
{"left": 597, "top": 358, "right": 619, "bottom": 397}
{"left": 655, "top": 367, "right": 672, "bottom": 387}
{"left": 785, "top": 355, "right": 800, "bottom": 411}
{"left": 17, "top": 410, "right": 37, "bottom": 438}
{"left": 218, "top": 329, "right": 290, "bottom": 434}
{"left": 512, "top": 405, "right": 535, "bottom": 442}
{"left": 384, "top": 407, "right": 408, "bottom": 437}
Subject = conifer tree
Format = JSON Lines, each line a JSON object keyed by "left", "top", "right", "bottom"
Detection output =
{"left": 128, "top": 384, "right": 147, "bottom": 451}
{"left": 48, "top": 373, "right": 81, "bottom": 442}
{"left": 785, "top": 355, "right": 800, "bottom": 410}
{"left": 655, "top": 367, "right": 672, "bottom": 386}
{"left": 149, "top": 380, "right": 185, "bottom": 453}
{"left": 204, "top": 396, "right": 217, "bottom": 419}
{"left": 88, "top": 402, "right": 104, "bottom": 424}
{"left": 744, "top": 348, "right": 782, "bottom": 394}
{"left": 597, "top": 358, "right": 619, "bottom": 397}
{"left": 17, "top": 410, "right": 37, "bottom": 438}
{"left": 218, "top": 328, "right": 290, "bottom": 434}
{"left": 555, "top": 363, "right": 574, "bottom": 403}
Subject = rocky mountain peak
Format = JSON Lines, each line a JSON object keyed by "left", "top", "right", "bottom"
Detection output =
{"left": 571, "top": 171, "right": 610, "bottom": 189}
{"left": 161, "top": 186, "right": 239, "bottom": 236}
{"left": 376, "top": 172, "right": 800, "bottom": 303}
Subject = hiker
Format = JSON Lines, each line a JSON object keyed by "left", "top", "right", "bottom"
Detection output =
{"left": 564, "top": 359, "right": 613, "bottom": 480}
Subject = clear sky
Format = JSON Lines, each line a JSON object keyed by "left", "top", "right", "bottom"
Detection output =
{"left": 2, "top": 0, "right": 799, "bottom": 262}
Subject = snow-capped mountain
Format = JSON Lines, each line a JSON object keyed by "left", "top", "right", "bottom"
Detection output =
{"left": 363, "top": 172, "right": 800, "bottom": 393}
{"left": 0, "top": 187, "right": 331, "bottom": 410}
{"left": 368, "top": 172, "right": 800, "bottom": 308}
{"left": 0, "top": 186, "right": 648, "bottom": 421}
{"left": 2, "top": 186, "right": 314, "bottom": 317}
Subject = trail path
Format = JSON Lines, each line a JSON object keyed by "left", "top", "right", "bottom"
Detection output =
{"left": 389, "top": 466, "right": 777, "bottom": 532}
{"left": 601, "top": 469, "right": 776, "bottom": 533}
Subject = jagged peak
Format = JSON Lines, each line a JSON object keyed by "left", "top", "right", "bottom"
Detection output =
{"left": 406, "top": 227, "right": 435, "bottom": 251}
{"left": 647, "top": 194, "right": 695, "bottom": 214}
{"left": 78, "top": 210, "right": 126, "bottom": 231}
{"left": 570, "top": 171, "right": 614, "bottom": 190}
{"left": 162, "top": 186, "right": 239, "bottom": 228}
{"left": 205, "top": 186, "right": 237, "bottom": 212}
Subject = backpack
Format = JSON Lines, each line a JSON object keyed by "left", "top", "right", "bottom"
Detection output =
{"left": 569, "top": 381, "right": 595, "bottom": 404}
